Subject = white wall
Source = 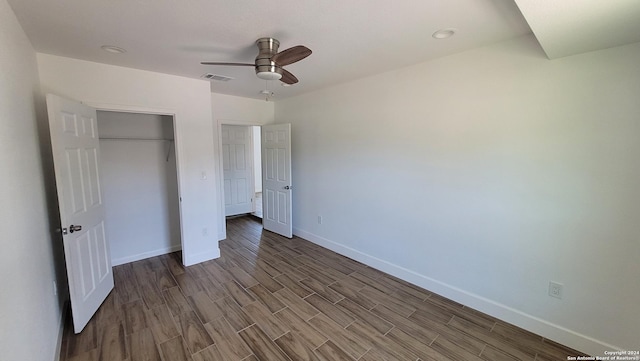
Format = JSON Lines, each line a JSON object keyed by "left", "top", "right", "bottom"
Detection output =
{"left": 275, "top": 35, "right": 640, "bottom": 354}
{"left": 211, "top": 93, "right": 274, "bottom": 237}
{"left": 0, "top": 1, "right": 64, "bottom": 360}
{"left": 98, "top": 111, "right": 181, "bottom": 265}
{"left": 211, "top": 92, "right": 275, "bottom": 123}
{"left": 37, "top": 54, "right": 219, "bottom": 265}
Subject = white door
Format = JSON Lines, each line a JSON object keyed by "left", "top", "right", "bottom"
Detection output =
{"left": 262, "top": 124, "right": 292, "bottom": 238}
{"left": 46, "top": 94, "right": 114, "bottom": 333}
{"left": 221, "top": 125, "right": 254, "bottom": 216}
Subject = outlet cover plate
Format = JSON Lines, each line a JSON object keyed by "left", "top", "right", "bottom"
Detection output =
{"left": 549, "top": 281, "right": 563, "bottom": 299}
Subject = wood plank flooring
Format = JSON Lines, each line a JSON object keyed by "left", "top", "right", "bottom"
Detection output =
{"left": 60, "top": 216, "right": 586, "bottom": 361}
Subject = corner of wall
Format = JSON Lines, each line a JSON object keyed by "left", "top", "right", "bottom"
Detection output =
{"left": 183, "top": 246, "right": 220, "bottom": 267}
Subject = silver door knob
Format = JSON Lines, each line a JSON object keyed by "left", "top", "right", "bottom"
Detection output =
{"left": 284, "top": 185, "right": 292, "bottom": 190}
{"left": 69, "top": 225, "right": 82, "bottom": 233}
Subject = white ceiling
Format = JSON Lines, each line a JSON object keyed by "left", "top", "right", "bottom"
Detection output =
{"left": 7, "top": 0, "right": 640, "bottom": 100}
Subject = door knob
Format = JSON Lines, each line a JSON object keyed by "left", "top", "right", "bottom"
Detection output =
{"left": 284, "top": 185, "right": 292, "bottom": 190}
{"left": 69, "top": 225, "right": 82, "bottom": 233}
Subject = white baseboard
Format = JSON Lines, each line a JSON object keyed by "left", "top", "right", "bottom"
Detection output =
{"left": 183, "top": 247, "right": 220, "bottom": 266}
{"left": 111, "top": 244, "right": 182, "bottom": 266}
{"left": 293, "top": 227, "right": 621, "bottom": 356}
{"left": 54, "top": 301, "right": 68, "bottom": 361}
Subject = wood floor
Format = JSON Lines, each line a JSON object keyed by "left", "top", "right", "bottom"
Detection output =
{"left": 60, "top": 216, "right": 585, "bottom": 361}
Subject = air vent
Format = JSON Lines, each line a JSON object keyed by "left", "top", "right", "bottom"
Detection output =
{"left": 201, "top": 73, "right": 234, "bottom": 82}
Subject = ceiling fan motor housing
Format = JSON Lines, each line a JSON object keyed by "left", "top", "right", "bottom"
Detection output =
{"left": 255, "top": 37, "right": 283, "bottom": 80}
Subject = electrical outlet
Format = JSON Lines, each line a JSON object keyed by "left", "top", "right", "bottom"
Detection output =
{"left": 549, "top": 281, "right": 563, "bottom": 299}
{"left": 318, "top": 215, "right": 323, "bottom": 224}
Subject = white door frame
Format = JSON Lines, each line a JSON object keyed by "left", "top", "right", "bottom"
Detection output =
{"left": 85, "top": 102, "right": 186, "bottom": 263}
{"left": 216, "top": 119, "right": 265, "bottom": 239}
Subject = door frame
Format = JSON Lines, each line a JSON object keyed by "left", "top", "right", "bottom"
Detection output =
{"left": 86, "top": 102, "right": 186, "bottom": 262}
{"left": 216, "top": 119, "right": 265, "bottom": 240}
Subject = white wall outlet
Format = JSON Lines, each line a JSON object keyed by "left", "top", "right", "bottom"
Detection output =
{"left": 53, "top": 280, "right": 58, "bottom": 296}
{"left": 549, "top": 281, "right": 563, "bottom": 299}
{"left": 201, "top": 171, "right": 207, "bottom": 180}
{"left": 318, "top": 215, "right": 323, "bottom": 224}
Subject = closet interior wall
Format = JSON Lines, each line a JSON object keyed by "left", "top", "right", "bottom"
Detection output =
{"left": 97, "top": 111, "right": 181, "bottom": 265}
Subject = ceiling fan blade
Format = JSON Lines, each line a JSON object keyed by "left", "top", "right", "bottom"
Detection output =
{"left": 200, "top": 62, "right": 255, "bottom": 66}
{"left": 281, "top": 69, "right": 299, "bottom": 85}
{"left": 271, "top": 46, "right": 312, "bottom": 66}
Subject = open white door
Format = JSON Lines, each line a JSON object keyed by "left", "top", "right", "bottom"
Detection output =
{"left": 222, "top": 125, "right": 254, "bottom": 216}
{"left": 262, "top": 124, "right": 292, "bottom": 238}
{"left": 46, "top": 94, "right": 114, "bottom": 333}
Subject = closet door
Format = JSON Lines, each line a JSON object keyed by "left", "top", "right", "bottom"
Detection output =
{"left": 46, "top": 94, "right": 114, "bottom": 333}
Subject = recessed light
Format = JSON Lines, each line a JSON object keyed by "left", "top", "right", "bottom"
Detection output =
{"left": 280, "top": 83, "right": 291, "bottom": 87}
{"left": 432, "top": 28, "right": 457, "bottom": 39}
{"left": 100, "top": 45, "right": 126, "bottom": 54}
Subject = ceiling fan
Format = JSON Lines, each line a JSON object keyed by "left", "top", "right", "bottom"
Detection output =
{"left": 201, "top": 37, "right": 312, "bottom": 85}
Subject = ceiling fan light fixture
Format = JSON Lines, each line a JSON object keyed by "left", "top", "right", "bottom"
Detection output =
{"left": 256, "top": 71, "right": 282, "bottom": 81}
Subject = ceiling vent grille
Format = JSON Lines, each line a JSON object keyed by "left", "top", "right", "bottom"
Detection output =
{"left": 201, "top": 73, "right": 234, "bottom": 82}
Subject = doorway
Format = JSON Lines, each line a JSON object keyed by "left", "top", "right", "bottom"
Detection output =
{"left": 97, "top": 111, "right": 182, "bottom": 265}
{"left": 218, "top": 122, "right": 292, "bottom": 238}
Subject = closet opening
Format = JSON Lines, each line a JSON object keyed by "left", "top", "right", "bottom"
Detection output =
{"left": 97, "top": 111, "right": 182, "bottom": 266}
